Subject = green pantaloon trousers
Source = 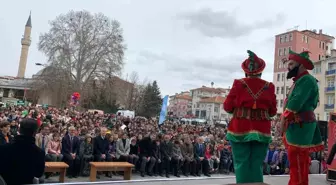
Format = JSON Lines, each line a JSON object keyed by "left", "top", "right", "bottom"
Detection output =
{"left": 231, "top": 141, "right": 268, "bottom": 184}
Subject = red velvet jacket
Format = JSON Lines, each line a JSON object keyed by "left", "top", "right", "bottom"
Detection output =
{"left": 224, "top": 78, "right": 277, "bottom": 136}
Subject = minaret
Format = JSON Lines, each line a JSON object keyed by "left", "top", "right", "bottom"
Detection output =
{"left": 17, "top": 12, "right": 32, "bottom": 78}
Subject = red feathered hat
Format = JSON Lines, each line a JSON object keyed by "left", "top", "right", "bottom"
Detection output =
{"left": 241, "top": 50, "right": 266, "bottom": 75}
{"left": 288, "top": 50, "right": 314, "bottom": 70}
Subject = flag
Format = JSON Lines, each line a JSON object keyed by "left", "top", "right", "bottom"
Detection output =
{"left": 159, "top": 95, "right": 169, "bottom": 125}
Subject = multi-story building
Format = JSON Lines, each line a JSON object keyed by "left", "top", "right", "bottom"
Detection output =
{"left": 168, "top": 92, "right": 192, "bottom": 117}
{"left": 198, "top": 96, "right": 229, "bottom": 121}
{"left": 273, "top": 29, "right": 335, "bottom": 113}
{"left": 312, "top": 50, "right": 336, "bottom": 121}
{"left": 190, "top": 86, "right": 230, "bottom": 118}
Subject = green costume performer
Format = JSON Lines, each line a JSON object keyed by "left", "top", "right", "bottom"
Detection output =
{"left": 281, "top": 50, "right": 323, "bottom": 185}
{"left": 224, "top": 51, "right": 277, "bottom": 183}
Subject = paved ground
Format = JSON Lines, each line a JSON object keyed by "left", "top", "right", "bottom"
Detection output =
{"left": 43, "top": 174, "right": 332, "bottom": 185}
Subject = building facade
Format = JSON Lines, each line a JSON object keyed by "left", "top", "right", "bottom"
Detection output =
{"left": 312, "top": 50, "right": 336, "bottom": 121}
{"left": 273, "top": 29, "right": 335, "bottom": 113}
{"left": 190, "top": 86, "right": 230, "bottom": 118}
{"left": 168, "top": 92, "right": 192, "bottom": 117}
{"left": 198, "top": 96, "right": 228, "bottom": 121}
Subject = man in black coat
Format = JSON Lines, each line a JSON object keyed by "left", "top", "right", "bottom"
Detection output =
{"left": 93, "top": 127, "right": 112, "bottom": 178}
{"left": 151, "top": 139, "right": 163, "bottom": 176}
{"left": 93, "top": 127, "right": 111, "bottom": 162}
{"left": 139, "top": 135, "right": 155, "bottom": 177}
{"left": 0, "top": 118, "right": 45, "bottom": 185}
{"left": 61, "top": 126, "right": 80, "bottom": 178}
{"left": 194, "top": 137, "right": 210, "bottom": 177}
{"left": 161, "top": 134, "right": 173, "bottom": 178}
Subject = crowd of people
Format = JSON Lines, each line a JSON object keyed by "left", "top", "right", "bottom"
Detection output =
{"left": 0, "top": 105, "right": 329, "bottom": 182}
{"left": 0, "top": 105, "right": 236, "bottom": 180}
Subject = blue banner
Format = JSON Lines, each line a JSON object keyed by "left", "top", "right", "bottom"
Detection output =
{"left": 159, "top": 95, "right": 169, "bottom": 125}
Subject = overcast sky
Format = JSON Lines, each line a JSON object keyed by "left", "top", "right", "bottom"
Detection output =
{"left": 0, "top": 0, "right": 335, "bottom": 96}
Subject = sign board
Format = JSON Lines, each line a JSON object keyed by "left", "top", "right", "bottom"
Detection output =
{"left": 17, "top": 100, "right": 25, "bottom": 105}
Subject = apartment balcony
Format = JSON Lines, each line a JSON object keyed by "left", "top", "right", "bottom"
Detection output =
{"left": 325, "top": 86, "right": 335, "bottom": 93}
{"left": 325, "top": 104, "right": 335, "bottom": 110}
{"left": 326, "top": 69, "right": 336, "bottom": 76}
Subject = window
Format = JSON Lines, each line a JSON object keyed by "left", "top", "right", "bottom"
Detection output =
{"left": 276, "top": 100, "right": 279, "bottom": 107}
{"left": 285, "top": 35, "right": 288, "bottom": 42}
{"left": 328, "top": 62, "right": 336, "bottom": 70}
{"left": 278, "top": 48, "right": 283, "bottom": 56}
{"left": 281, "top": 87, "right": 284, "bottom": 94}
{"left": 326, "top": 113, "right": 330, "bottom": 122}
{"left": 280, "top": 36, "right": 283, "bottom": 43}
{"left": 327, "top": 78, "right": 334, "bottom": 87}
{"left": 214, "top": 106, "right": 219, "bottom": 112}
{"left": 284, "top": 47, "right": 287, "bottom": 55}
{"left": 319, "top": 54, "right": 321, "bottom": 60}
{"left": 315, "top": 64, "right": 321, "bottom": 73}
{"left": 327, "top": 95, "right": 334, "bottom": 104}
{"left": 286, "top": 86, "right": 289, "bottom": 94}
{"left": 277, "top": 74, "right": 280, "bottom": 81}
{"left": 323, "top": 42, "right": 325, "bottom": 50}
{"left": 289, "top": 33, "right": 293, "bottom": 41}
{"left": 281, "top": 73, "right": 285, "bottom": 81}
{"left": 302, "top": 35, "right": 305, "bottom": 42}
{"left": 302, "top": 48, "right": 306, "bottom": 51}
{"left": 276, "top": 87, "right": 279, "bottom": 94}
{"left": 280, "top": 99, "right": 283, "bottom": 107}
{"left": 319, "top": 41, "right": 322, "bottom": 48}
{"left": 288, "top": 46, "right": 292, "bottom": 51}
{"left": 306, "top": 37, "right": 309, "bottom": 43}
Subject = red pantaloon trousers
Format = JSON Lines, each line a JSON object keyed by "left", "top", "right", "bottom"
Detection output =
{"left": 288, "top": 147, "right": 310, "bottom": 185}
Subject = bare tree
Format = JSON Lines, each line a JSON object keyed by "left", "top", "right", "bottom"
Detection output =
{"left": 38, "top": 10, "right": 126, "bottom": 92}
{"left": 126, "top": 71, "right": 139, "bottom": 109}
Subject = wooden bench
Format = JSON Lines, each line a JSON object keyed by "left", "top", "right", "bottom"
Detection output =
{"left": 45, "top": 162, "right": 69, "bottom": 183}
{"left": 226, "top": 183, "right": 269, "bottom": 185}
{"left": 89, "top": 162, "right": 134, "bottom": 182}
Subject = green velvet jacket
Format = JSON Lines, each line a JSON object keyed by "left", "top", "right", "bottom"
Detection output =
{"left": 282, "top": 71, "right": 324, "bottom": 152}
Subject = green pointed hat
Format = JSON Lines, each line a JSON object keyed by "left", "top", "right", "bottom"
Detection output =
{"left": 288, "top": 50, "right": 314, "bottom": 70}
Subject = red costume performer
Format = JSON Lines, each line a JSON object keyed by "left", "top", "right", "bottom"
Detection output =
{"left": 224, "top": 50, "right": 277, "bottom": 183}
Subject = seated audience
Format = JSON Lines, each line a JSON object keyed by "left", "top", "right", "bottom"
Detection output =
{"left": 62, "top": 126, "right": 80, "bottom": 178}
{"left": 79, "top": 134, "right": 94, "bottom": 176}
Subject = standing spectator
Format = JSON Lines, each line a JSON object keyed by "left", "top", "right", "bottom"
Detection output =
{"left": 0, "top": 121, "right": 12, "bottom": 145}
{"left": 194, "top": 137, "right": 210, "bottom": 177}
{"left": 62, "top": 126, "right": 80, "bottom": 178}
{"left": 0, "top": 118, "right": 45, "bottom": 185}
{"left": 79, "top": 134, "right": 94, "bottom": 176}
{"left": 116, "top": 132, "right": 131, "bottom": 162}
{"left": 9, "top": 120, "right": 18, "bottom": 138}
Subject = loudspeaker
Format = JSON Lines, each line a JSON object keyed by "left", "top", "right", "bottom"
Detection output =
{"left": 226, "top": 183, "right": 269, "bottom": 185}
{"left": 318, "top": 121, "right": 328, "bottom": 143}
{"left": 327, "top": 168, "right": 336, "bottom": 181}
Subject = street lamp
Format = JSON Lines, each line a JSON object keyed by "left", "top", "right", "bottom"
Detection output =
{"left": 35, "top": 63, "right": 47, "bottom": 67}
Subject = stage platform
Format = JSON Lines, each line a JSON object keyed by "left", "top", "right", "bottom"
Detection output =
{"left": 43, "top": 174, "right": 331, "bottom": 185}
